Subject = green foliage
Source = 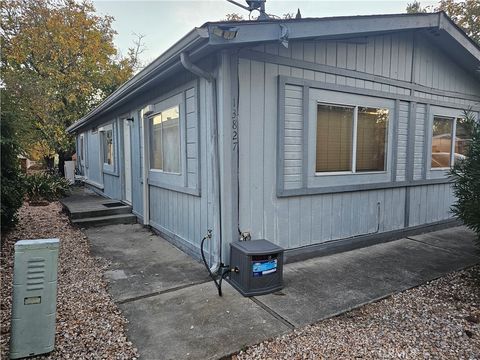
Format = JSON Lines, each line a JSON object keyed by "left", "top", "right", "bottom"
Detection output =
{"left": 450, "top": 111, "right": 480, "bottom": 246}
{"left": 406, "top": 1, "right": 428, "bottom": 13}
{"left": 1, "top": 0, "right": 139, "bottom": 167}
{"left": 1, "top": 92, "right": 26, "bottom": 231}
{"left": 24, "top": 173, "right": 71, "bottom": 203}
{"left": 406, "top": 0, "right": 479, "bottom": 45}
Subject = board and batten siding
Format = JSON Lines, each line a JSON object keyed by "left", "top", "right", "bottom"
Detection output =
{"left": 237, "top": 30, "right": 479, "bottom": 249}
{"left": 148, "top": 79, "right": 214, "bottom": 256}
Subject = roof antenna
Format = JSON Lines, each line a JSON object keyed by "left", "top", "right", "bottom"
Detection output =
{"left": 226, "top": 0, "right": 271, "bottom": 20}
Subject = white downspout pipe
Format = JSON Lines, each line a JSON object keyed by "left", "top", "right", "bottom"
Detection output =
{"left": 180, "top": 52, "right": 222, "bottom": 273}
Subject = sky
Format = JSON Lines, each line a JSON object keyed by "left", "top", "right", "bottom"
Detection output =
{"left": 92, "top": 0, "right": 439, "bottom": 65}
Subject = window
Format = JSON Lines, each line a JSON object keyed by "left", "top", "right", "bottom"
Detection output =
{"left": 102, "top": 128, "right": 114, "bottom": 166}
{"left": 79, "top": 135, "right": 84, "bottom": 162}
{"left": 316, "top": 103, "right": 388, "bottom": 173}
{"left": 431, "top": 115, "right": 472, "bottom": 169}
{"left": 150, "top": 105, "right": 180, "bottom": 173}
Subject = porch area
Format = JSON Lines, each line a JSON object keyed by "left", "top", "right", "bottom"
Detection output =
{"left": 61, "top": 186, "right": 136, "bottom": 227}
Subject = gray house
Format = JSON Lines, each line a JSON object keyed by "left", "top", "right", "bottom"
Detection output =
{"left": 67, "top": 12, "right": 480, "bottom": 266}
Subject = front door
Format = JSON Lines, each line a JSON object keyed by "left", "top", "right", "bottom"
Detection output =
{"left": 123, "top": 120, "right": 132, "bottom": 204}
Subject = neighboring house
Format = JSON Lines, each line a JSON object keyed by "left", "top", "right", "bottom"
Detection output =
{"left": 67, "top": 12, "right": 480, "bottom": 265}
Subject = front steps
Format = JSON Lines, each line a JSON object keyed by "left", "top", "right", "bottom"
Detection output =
{"left": 61, "top": 187, "right": 137, "bottom": 228}
{"left": 72, "top": 212, "right": 137, "bottom": 227}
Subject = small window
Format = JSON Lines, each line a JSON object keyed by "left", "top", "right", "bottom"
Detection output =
{"left": 79, "top": 136, "right": 84, "bottom": 162}
{"left": 431, "top": 116, "right": 471, "bottom": 169}
{"left": 150, "top": 105, "right": 180, "bottom": 173}
{"left": 316, "top": 103, "right": 388, "bottom": 173}
{"left": 102, "top": 128, "right": 114, "bottom": 166}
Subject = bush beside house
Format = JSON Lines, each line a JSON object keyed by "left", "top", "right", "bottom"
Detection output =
{"left": 450, "top": 111, "right": 480, "bottom": 247}
{"left": 0, "top": 97, "right": 25, "bottom": 232}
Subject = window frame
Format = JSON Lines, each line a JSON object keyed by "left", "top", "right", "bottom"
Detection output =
{"left": 99, "top": 123, "right": 117, "bottom": 175}
{"left": 430, "top": 115, "right": 455, "bottom": 171}
{"left": 314, "top": 101, "right": 389, "bottom": 176}
{"left": 426, "top": 106, "right": 475, "bottom": 180}
{"left": 145, "top": 92, "right": 188, "bottom": 191}
{"left": 149, "top": 105, "right": 182, "bottom": 175}
{"left": 79, "top": 134, "right": 85, "bottom": 166}
{"left": 307, "top": 89, "right": 394, "bottom": 189}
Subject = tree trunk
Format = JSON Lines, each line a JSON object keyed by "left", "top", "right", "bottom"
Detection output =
{"left": 44, "top": 156, "right": 54, "bottom": 172}
{"left": 57, "top": 150, "right": 74, "bottom": 176}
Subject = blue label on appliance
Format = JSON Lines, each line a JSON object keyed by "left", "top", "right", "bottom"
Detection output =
{"left": 252, "top": 259, "right": 277, "bottom": 277}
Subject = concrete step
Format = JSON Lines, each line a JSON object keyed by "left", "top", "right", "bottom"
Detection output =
{"left": 69, "top": 205, "right": 132, "bottom": 220}
{"left": 72, "top": 213, "right": 137, "bottom": 227}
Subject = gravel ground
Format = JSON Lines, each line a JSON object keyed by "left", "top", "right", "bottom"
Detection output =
{"left": 234, "top": 266, "right": 480, "bottom": 360}
{"left": 1, "top": 202, "right": 138, "bottom": 359}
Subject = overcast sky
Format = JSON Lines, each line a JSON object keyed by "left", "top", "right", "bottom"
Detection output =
{"left": 92, "top": 0, "right": 438, "bottom": 65}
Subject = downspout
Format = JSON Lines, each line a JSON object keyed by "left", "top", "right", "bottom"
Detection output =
{"left": 180, "top": 52, "right": 222, "bottom": 273}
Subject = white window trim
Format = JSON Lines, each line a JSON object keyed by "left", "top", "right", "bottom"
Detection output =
{"left": 308, "top": 89, "right": 393, "bottom": 189}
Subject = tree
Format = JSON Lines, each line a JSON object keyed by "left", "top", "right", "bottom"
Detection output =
{"left": 406, "top": 1, "right": 428, "bottom": 13}
{"left": 437, "top": 0, "right": 479, "bottom": 44}
{"left": 1, "top": 91, "right": 26, "bottom": 233}
{"left": 450, "top": 111, "right": 480, "bottom": 247}
{"left": 406, "top": 0, "right": 479, "bottom": 45}
{"left": 1, "top": 0, "right": 140, "bottom": 174}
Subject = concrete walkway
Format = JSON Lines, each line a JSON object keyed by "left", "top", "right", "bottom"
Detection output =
{"left": 85, "top": 225, "right": 479, "bottom": 360}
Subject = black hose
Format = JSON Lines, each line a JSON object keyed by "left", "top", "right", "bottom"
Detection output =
{"left": 218, "top": 268, "right": 231, "bottom": 295}
{"left": 200, "top": 234, "right": 222, "bottom": 296}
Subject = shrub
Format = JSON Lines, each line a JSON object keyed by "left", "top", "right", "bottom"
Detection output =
{"left": 24, "top": 173, "right": 71, "bottom": 203}
{"left": 450, "top": 110, "right": 480, "bottom": 247}
{"left": 1, "top": 95, "right": 25, "bottom": 231}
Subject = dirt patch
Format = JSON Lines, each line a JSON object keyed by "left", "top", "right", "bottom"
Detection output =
{"left": 1, "top": 202, "right": 138, "bottom": 359}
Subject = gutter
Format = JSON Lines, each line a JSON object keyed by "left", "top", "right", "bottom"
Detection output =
{"left": 180, "top": 52, "right": 222, "bottom": 274}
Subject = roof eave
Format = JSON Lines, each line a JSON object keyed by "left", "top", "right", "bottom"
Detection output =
{"left": 67, "top": 27, "right": 209, "bottom": 133}
{"left": 69, "top": 12, "right": 480, "bottom": 134}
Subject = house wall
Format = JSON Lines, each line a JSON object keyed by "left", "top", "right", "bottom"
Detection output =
{"left": 75, "top": 69, "right": 218, "bottom": 261}
{"left": 146, "top": 78, "right": 216, "bottom": 258}
{"left": 235, "top": 30, "right": 480, "bottom": 251}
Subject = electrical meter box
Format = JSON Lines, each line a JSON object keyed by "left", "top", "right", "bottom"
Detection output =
{"left": 229, "top": 239, "right": 284, "bottom": 296}
{"left": 10, "top": 238, "right": 59, "bottom": 359}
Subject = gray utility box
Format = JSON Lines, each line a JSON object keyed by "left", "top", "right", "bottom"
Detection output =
{"left": 10, "top": 239, "right": 59, "bottom": 359}
{"left": 229, "top": 239, "right": 284, "bottom": 296}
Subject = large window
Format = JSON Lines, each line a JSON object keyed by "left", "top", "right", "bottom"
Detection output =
{"left": 102, "top": 127, "right": 114, "bottom": 166}
{"left": 431, "top": 115, "right": 471, "bottom": 169}
{"left": 316, "top": 103, "right": 388, "bottom": 173}
{"left": 150, "top": 105, "right": 180, "bottom": 173}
